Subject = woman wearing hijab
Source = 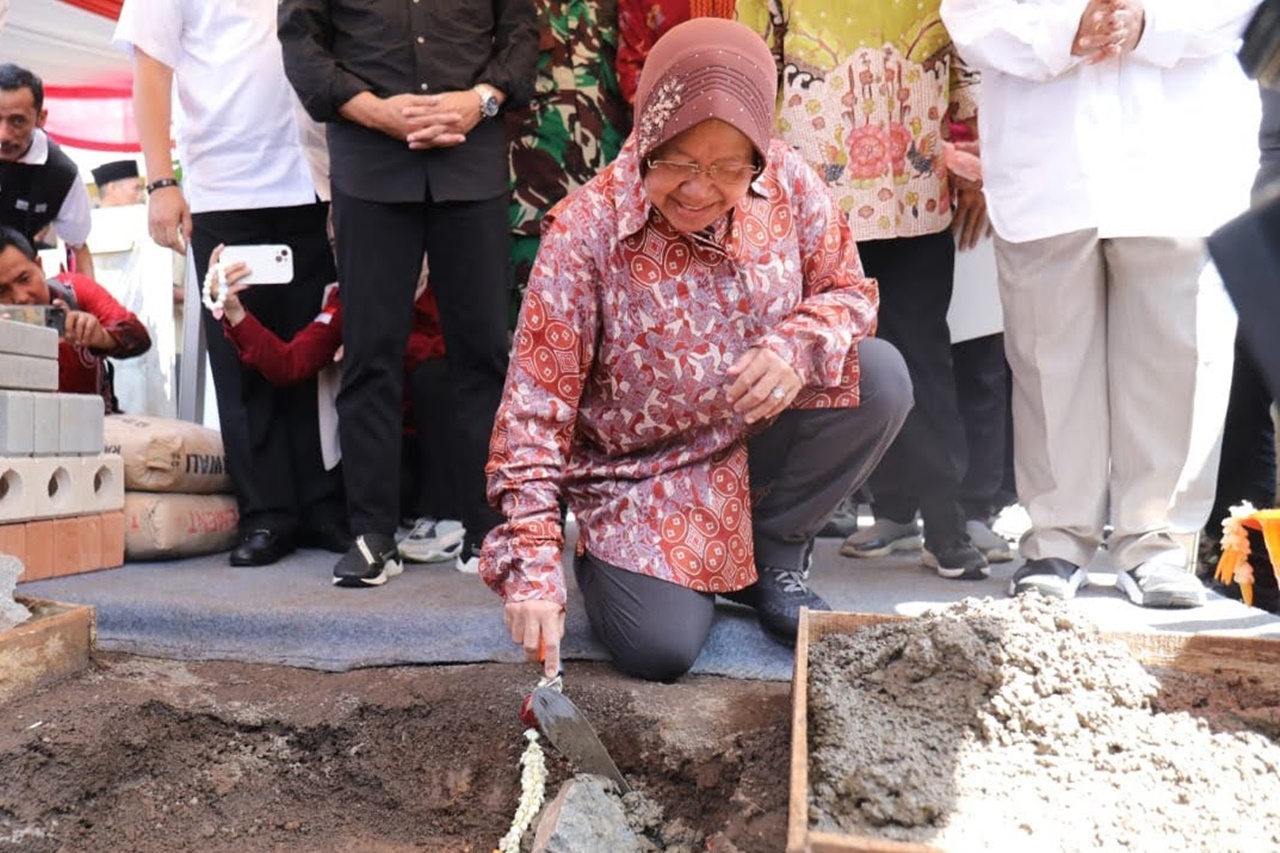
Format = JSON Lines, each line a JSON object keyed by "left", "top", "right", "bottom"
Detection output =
{"left": 480, "top": 18, "right": 913, "bottom": 682}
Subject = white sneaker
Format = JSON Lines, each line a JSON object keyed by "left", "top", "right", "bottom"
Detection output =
{"left": 965, "top": 519, "right": 1015, "bottom": 563}
{"left": 455, "top": 544, "right": 481, "bottom": 574}
{"left": 1117, "top": 561, "right": 1206, "bottom": 609}
{"left": 398, "top": 517, "right": 466, "bottom": 563}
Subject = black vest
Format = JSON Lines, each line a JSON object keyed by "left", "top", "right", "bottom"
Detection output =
{"left": 0, "top": 134, "right": 79, "bottom": 244}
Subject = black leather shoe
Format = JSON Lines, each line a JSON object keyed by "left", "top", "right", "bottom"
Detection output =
{"left": 229, "top": 529, "right": 295, "bottom": 567}
{"left": 299, "top": 523, "right": 354, "bottom": 554}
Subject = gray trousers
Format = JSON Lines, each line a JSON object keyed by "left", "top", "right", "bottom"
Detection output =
{"left": 575, "top": 337, "right": 912, "bottom": 681}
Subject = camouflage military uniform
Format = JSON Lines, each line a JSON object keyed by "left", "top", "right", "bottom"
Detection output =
{"left": 506, "top": 0, "right": 631, "bottom": 309}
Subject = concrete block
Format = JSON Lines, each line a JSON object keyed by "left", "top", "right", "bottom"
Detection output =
{"left": 52, "top": 516, "right": 101, "bottom": 578}
{"left": 100, "top": 511, "right": 125, "bottom": 569}
{"left": 82, "top": 454, "right": 125, "bottom": 513}
{"left": 58, "top": 393, "right": 104, "bottom": 455}
{"left": 0, "top": 319, "right": 58, "bottom": 359}
{"left": 21, "top": 519, "right": 55, "bottom": 582}
{"left": 0, "top": 391, "right": 34, "bottom": 456}
{"left": 0, "top": 454, "right": 124, "bottom": 523}
{"left": 31, "top": 392, "right": 59, "bottom": 455}
{"left": 0, "top": 456, "right": 41, "bottom": 524}
{"left": 0, "top": 353, "right": 57, "bottom": 392}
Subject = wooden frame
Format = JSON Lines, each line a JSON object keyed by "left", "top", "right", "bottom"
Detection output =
{"left": 0, "top": 596, "right": 96, "bottom": 707}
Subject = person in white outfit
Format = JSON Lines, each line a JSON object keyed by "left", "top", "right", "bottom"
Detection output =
{"left": 940, "top": 0, "right": 1261, "bottom": 607}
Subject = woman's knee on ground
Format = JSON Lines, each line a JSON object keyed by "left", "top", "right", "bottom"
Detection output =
{"left": 607, "top": 629, "right": 704, "bottom": 683}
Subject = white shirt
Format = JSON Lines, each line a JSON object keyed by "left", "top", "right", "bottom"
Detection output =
{"left": 18, "top": 129, "right": 92, "bottom": 247}
{"left": 941, "top": 0, "right": 1262, "bottom": 243}
{"left": 113, "top": 0, "right": 318, "bottom": 214}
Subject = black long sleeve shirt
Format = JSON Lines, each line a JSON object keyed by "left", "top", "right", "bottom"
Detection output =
{"left": 278, "top": 0, "right": 537, "bottom": 204}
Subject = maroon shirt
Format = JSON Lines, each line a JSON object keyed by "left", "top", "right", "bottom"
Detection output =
{"left": 224, "top": 288, "right": 445, "bottom": 386}
{"left": 49, "top": 273, "right": 151, "bottom": 414}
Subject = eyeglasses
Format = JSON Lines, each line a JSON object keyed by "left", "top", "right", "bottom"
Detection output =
{"left": 644, "top": 157, "right": 762, "bottom": 185}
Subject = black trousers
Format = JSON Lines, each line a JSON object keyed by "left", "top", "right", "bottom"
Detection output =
{"left": 191, "top": 203, "right": 344, "bottom": 537}
{"left": 858, "top": 230, "right": 968, "bottom": 544}
{"left": 574, "top": 337, "right": 913, "bottom": 682}
{"left": 408, "top": 358, "right": 461, "bottom": 520}
{"left": 1208, "top": 333, "right": 1277, "bottom": 535}
{"left": 952, "top": 332, "right": 1012, "bottom": 521}
{"left": 331, "top": 188, "right": 510, "bottom": 540}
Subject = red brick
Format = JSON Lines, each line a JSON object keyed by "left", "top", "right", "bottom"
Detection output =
{"left": 0, "top": 522, "right": 27, "bottom": 579}
{"left": 100, "top": 511, "right": 125, "bottom": 569}
{"left": 22, "top": 519, "right": 55, "bottom": 582}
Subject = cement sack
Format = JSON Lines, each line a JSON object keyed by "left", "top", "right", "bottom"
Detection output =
{"left": 124, "top": 492, "right": 239, "bottom": 560}
{"left": 104, "top": 415, "right": 232, "bottom": 494}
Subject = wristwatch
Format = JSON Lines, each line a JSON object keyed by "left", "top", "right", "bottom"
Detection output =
{"left": 474, "top": 84, "right": 501, "bottom": 119}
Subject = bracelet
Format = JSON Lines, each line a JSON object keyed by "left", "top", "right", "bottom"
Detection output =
{"left": 145, "top": 177, "right": 180, "bottom": 193}
{"left": 202, "top": 262, "right": 228, "bottom": 315}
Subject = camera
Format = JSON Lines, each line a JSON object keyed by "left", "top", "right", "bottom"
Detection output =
{"left": 44, "top": 306, "right": 66, "bottom": 336}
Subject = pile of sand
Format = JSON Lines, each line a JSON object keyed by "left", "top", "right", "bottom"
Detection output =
{"left": 808, "top": 595, "right": 1280, "bottom": 851}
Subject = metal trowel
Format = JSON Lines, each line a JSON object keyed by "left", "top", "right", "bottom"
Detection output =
{"left": 527, "top": 685, "right": 631, "bottom": 793}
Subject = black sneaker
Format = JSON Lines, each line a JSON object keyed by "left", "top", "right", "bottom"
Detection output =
{"left": 333, "top": 533, "right": 404, "bottom": 588}
{"left": 922, "top": 538, "right": 990, "bottom": 580}
{"left": 1008, "top": 557, "right": 1086, "bottom": 600}
{"left": 723, "top": 566, "right": 831, "bottom": 646}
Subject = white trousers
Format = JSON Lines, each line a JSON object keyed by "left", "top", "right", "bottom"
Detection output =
{"left": 995, "top": 230, "right": 1232, "bottom": 571}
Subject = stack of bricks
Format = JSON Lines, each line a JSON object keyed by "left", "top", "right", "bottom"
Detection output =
{"left": 0, "top": 320, "right": 126, "bottom": 582}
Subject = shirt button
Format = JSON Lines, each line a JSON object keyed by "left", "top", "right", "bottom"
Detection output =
{"left": 420, "top": 83, "right": 429, "bottom": 91}
{"left": 416, "top": 36, "right": 425, "bottom": 44}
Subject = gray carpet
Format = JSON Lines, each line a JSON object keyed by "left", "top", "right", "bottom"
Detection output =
{"left": 19, "top": 534, "right": 1280, "bottom": 682}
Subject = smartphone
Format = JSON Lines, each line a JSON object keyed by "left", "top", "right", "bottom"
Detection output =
{"left": 219, "top": 244, "right": 294, "bottom": 285}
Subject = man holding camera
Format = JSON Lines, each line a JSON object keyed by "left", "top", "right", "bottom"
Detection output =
{"left": 0, "top": 226, "right": 150, "bottom": 413}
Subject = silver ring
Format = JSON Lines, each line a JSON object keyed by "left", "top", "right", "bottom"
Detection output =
{"left": 770, "top": 387, "right": 786, "bottom": 401}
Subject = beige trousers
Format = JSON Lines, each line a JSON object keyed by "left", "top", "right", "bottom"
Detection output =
{"left": 995, "top": 230, "right": 1219, "bottom": 571}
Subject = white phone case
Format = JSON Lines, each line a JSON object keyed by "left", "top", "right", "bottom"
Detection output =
{"left": 220, "top": 244, "right": 294, "bottom": 285}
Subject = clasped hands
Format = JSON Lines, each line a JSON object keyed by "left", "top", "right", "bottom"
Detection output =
{"left": 376, "top": 90, "right": 482, "bottom": 150}
{"left": 1073, "top": 0, "right": 1144, "bottom": 64}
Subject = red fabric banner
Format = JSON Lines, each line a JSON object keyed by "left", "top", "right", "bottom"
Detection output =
{"left": 44, "top": 83, "right": 140, "bottom": 153}
{"left": 54, "top": 0, "right": 123, "bottom": 20}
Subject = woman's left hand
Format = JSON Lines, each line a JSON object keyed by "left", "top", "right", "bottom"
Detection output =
{"left": 727, "top": 347, "right": 801, "bottom": 424}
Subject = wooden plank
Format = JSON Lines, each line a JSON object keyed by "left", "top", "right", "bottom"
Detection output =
{"left": 786, "top": 607, "right": 811, "bottom": 853}
{"left": 0, "top": 597, "right": 96, "bottom": 706}
{"left": 790, "top": 610, "right": 1280, "bottom": 852}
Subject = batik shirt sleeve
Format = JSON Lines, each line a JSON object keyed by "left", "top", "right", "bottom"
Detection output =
{"left": 480, "top": 208, "right": 603, "bottom": 605}
{"left": 756, "top": 146, "right": 879, "bottom": 397}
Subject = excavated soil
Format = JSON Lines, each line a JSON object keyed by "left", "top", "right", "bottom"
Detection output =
{"left": 808, "top": 596, "right": 1280, "bottom": 852}
{"left": 0, "top": 656, "right": 790, "bottom": 853}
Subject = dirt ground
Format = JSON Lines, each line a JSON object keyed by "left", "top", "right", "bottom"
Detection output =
{"left": 0, "top": 655, "right": 791, "bottom": 853}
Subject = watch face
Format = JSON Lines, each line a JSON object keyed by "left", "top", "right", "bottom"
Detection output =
{"left": 482, "top": 96, "right": 500, "bottom": 118}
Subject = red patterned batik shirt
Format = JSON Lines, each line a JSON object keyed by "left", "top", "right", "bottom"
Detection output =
{"left": 480, "top": 136, "right": 878, "bottom": 606}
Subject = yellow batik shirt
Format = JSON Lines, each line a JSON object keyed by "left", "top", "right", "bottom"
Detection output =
{"left": 737, "top": 0, "right": 978, "bottom": 241}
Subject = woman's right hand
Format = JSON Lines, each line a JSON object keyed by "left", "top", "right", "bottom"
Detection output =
{"left": 504, "top": 599, "right": 566, "bottom": 679}
{"left": 208, "top": 245, "right": 254, "bottom": 325}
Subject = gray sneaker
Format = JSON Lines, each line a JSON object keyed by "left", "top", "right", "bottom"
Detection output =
{"left": 1009, "top": 557, "right": 1087, "bottom": 600}
{"left": 1116, "top": 561, "right": 1206, "bottom": 609}
{"left": 840, "top": 518, "right": 923, "bottom": 558}
{"left": 965, "top": 519, "right": 1015, "bottom": 563}
{"left": 398, "top": 517, "right": 466, "bottom": 563}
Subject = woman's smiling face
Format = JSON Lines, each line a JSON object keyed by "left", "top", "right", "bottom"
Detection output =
{"left": 642, "top": 118, "right": 757, "bottom": 234}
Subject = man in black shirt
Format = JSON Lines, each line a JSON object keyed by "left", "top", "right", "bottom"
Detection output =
{"left": 278, "top": 0, "right": 538, "bottom": 587}
{"left": 0, "top": 64, "right": 95, "bottom": 278}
